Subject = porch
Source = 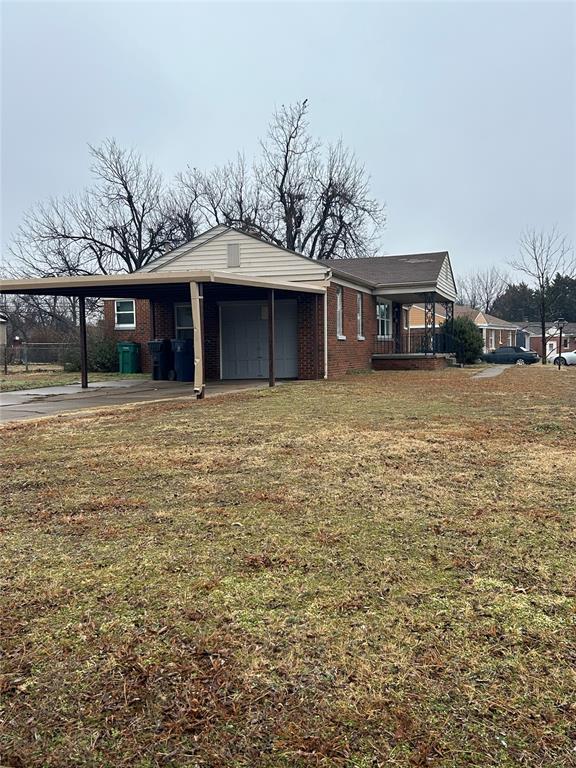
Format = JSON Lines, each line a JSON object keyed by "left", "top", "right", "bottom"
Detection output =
{"left": 372, "top": 292, "right": 458, "bottom": 368}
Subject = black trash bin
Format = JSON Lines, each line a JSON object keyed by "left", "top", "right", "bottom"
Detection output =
{"left": 147, "top": 339, "right": 174, "bottom": 380}
{"left": 171, "top": 338, "right": 194, "bottom": 382}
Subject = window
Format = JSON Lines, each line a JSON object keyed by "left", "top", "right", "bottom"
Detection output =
{"left": 376, "top": 299, "right": 391, "bottom": 338}
{"left": 336, "top": 286, "right": 345, "bottom": 339}
{"left": 356, "top": 292, "right": 364, "bottom": 339}
{"left": 175, "top": 303, "right": 194, "bottom": 339}
{"left": 114, "top": 300, "right": 135, "bottom": 329}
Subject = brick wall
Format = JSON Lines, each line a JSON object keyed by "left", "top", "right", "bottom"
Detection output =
{"left": 373, "top": 356, "right": 448, "bottom": 371}
{"left": 203, "top": 297, "right": 220, "bottom": 380}
{"left": 326, "top": 283, "right": 376, "bottom": 378}
{"left": 298, "top": 293, "right": 324, "bottom": 380}
{"left": 528, "top": 334, "right": 576, "bottom": 357}
{"left": 103, "top": 299, "right": 174, "bottom": 373}
{"left": 104, "top": 285, "right": 386, "bottom": 381}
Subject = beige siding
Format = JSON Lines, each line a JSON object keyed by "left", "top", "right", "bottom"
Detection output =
{"left": 141, "top": 229, "right": 329, "bottom": 283}
{"left": 408, "top": 305, "right": 446, "bottom": 328}
{"left": 139, "top": 226, "right": 229, "bottom": 273}
{"left": 437, "top": 256, "right": 457, "bottom": 300}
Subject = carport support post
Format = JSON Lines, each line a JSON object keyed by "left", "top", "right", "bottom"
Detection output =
{"left": 78, "top": 295, "right": 88, "bottom": 389}
{"left": 268, "top": 289, "right": 275, "bottom": 387}
{"left": 190, "top": 281, "right": 205, "bottom": 399}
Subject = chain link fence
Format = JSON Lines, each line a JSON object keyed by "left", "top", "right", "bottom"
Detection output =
{"left": 1, "top": 343, "right": 80, "bottom": 374}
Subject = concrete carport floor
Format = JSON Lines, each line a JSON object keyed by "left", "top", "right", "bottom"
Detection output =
{"left": 0, "top": 379, "right": 268, "bottom": 424}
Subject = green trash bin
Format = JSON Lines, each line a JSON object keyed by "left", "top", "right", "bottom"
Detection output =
{"left": 117, "top": 341, "right": 140, "bottom": 374}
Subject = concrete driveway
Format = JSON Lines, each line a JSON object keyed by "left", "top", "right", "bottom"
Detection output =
{"left": 0, "top": 379, "right": 268, "bottom": 423}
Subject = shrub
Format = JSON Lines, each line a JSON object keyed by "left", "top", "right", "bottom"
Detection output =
{"left": 90, "top": 338, "right": 119, "bottom": 372}
{"left": 442, "top": 316, "right": 484, "bottom": 365}
{"left": 63, "top": 338, "right": 119, "bottom": 373}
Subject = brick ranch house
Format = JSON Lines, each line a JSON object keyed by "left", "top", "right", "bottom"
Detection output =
{"left": 517, "top": 321, "right": 576, "bottom": 359}
{"left": 0, "top": 225, "right": 457, "bottom": 395}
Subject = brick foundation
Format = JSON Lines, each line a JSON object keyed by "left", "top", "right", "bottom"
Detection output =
{"left": 372, "top": 356, "right": 449, "bottom": 371}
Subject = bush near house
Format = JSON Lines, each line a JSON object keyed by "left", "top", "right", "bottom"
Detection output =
{"left": 63, "top": 338, "right": 118, "bottom": 373}
{"left": 444, "top": 316, "right": 484, "bottom": 364}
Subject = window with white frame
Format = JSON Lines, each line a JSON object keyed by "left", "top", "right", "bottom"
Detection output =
{"left": 114, "top": 300, "right": 135, "bottom": 329}
{"left": 376, "top": 299, "right": 391, "bottom": 338}
{"left": 174, "top": 303, "right": 194, "bottom": 339}
{"left": 336, "top": 286, "right": 345, "bottom": 338}
{"left": 356, "top": 292, "right": 364, "bottom": 339}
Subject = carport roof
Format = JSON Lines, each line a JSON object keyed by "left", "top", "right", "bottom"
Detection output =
{"left": 0, "top": 270, "right": 327, "bottom": 298}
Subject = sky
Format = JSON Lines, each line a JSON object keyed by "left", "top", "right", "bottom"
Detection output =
{"left": 1, "top": 0, "right": 574, "bottom": 278}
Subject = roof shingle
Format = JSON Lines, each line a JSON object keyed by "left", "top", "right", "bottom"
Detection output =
{"left": 328, "top": 252, "right": 448, "bottom": 287}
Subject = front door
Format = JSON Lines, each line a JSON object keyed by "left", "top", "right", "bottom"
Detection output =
{"left": 220, "top": 300, "right": 298, "bottom": 379}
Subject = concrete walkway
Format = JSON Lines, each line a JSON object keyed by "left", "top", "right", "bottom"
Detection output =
{"left": 472, "top": 365, "right": 508, "bottom": 379}
{"left": 0, "top": 379, "right": 268, "bottom": 424}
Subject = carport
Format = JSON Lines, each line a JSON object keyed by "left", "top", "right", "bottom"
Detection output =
{"left": 0, "top": 271, "right": 327, "bottom": 399}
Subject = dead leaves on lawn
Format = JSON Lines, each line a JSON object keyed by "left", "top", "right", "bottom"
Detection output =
{"left": 1, "top": 367, "right": 575, "bottom": 767}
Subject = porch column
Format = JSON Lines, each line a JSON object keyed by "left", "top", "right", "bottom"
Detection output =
{"left": 190, "top": 281, "right": 205, "bottom": 399}
{"left": 441, "top": 301, "right": 454, "bottom": 335}
{"left": 392, "top": 302, "right": 402, "bottom": 353}
{"left": 268, "top": 289, "right": 275, "bottom": 387}
{"left": 424, "top": 292, "right": 436, "bottom": 356}
{"left": 78, "top": 295, "right": 88, "bottom": 389}
{"left": 440, "top": 300, "right": 454, "bottom": 353}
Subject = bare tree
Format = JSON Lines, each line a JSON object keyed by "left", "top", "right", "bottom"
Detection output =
{"left": 0, "top": 293, "right": 78, "bottom": 343}
{"left": 510, "top": 227, "right": 575, "bottom": 364}
{"left": 177, "top": 100, "right": 385, "bottom": 259}
{"left": 10, "top": 139, "right": 179, "bottom": 276}
{"left": 458, "top": 267, "right": 509, "bottom": 314}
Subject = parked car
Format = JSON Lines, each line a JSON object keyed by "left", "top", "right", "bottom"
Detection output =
{"left": 483, "top": 346, "right": 540, "bottom": 365}
{"left": 553, "top": 349, "right": 576, "bottom": 366}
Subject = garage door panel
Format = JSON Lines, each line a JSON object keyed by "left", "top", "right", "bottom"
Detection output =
{"left": 220, "top": 300, "right": 298, "bottom": 379}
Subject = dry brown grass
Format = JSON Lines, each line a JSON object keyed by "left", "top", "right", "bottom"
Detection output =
{"left": 0, "top": 369, "right": 147, "bottom": 392}
{"left": 1, "top": 365, "right": 575, "bottom": 767}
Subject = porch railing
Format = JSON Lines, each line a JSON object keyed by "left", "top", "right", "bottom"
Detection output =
{"left": 373, "top": 330, "right": 463, "bottom": 359}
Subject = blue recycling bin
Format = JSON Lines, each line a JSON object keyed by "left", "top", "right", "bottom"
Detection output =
{"left": 171, "top": 338, "right": 194, "bottom": 382}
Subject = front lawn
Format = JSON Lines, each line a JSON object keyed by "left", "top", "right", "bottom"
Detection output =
{"left": 1, "top": 367, "right": 148, "bottom": 392}
{"left": 1, "top": 366, "right": 574, "bottom": 767}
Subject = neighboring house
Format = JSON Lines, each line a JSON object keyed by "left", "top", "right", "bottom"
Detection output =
{"left": 518, "top": 322, "right": 576, "bottom": 359}
{"left": 409, "top": 304, "right": 518, "bottom": 352}
{"left": 0, "top": 225, "right": 457, "bottom": 394}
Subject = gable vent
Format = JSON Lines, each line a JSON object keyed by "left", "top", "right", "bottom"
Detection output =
{"left": 227, "top": 243, "right": 241, "bottom": 268}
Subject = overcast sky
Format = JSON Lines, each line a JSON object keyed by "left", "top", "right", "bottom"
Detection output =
{"left": 1, "top": 0, "right": 574, "bottom": 276}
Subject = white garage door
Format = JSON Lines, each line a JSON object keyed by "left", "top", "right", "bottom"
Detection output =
{"left": 220, "top": 300, "right": 298, "bottom": 379}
